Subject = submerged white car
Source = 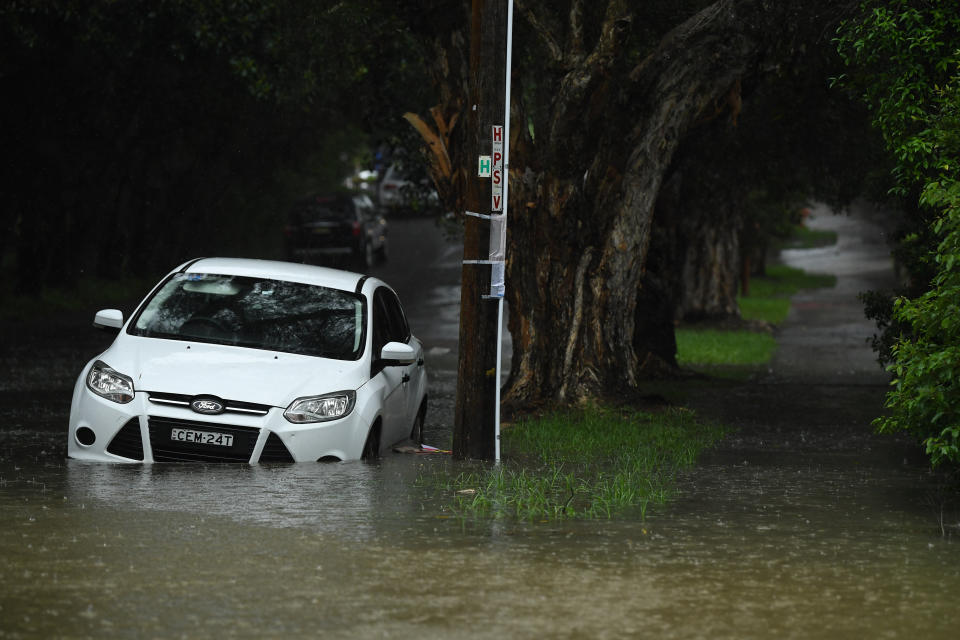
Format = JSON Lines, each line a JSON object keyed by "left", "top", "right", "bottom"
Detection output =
{"left": 68, "top": 258, "right": 427, "bottom": 463}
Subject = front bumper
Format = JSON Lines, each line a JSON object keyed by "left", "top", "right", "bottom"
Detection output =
{"left": 68, "top": 385, "right": 370, "bottom": 463}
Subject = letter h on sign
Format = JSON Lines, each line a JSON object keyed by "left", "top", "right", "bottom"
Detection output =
{"left": 478, "top": 155, "right": 492, "bottom": 177}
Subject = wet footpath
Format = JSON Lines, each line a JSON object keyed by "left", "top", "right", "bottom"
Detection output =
{"left": 676, "top": 202, "right": 960, "bottom": 637}
{"left": 2, "top": 208, "right": 960, "bottom": 639}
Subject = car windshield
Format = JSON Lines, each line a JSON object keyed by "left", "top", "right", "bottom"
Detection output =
{"left": 129, "top": 273, "right": 365, "bottom": 360}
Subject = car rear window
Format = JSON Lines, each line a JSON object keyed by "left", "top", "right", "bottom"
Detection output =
{"left": 292, "top": 197, "right": 352, "bottom": 222}
{"left": 130, "top": 273, "right": 366, "bottom": 360}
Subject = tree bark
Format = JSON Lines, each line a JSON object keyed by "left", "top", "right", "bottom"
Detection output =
{"left": 652, "top": 147, "right": 744, "bottom": 323}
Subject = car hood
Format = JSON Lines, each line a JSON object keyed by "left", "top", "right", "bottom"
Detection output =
{"left": 98, "top": 335, "right": 369, "bottom": 407}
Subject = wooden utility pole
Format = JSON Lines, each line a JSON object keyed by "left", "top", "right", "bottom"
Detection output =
{"left": 452, "top": 0, "right": 508, "bottom": 460}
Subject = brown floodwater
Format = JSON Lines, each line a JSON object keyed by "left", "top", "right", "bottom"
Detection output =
{"left": 1, "top": 435, "right": 958, "bottom": 639}
{"left": 2, "top": 208, "right": 959, "bottom": 638}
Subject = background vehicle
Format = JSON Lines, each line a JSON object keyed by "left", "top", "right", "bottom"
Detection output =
{"left": 377, "top": 162, "right": 439, "bottom": 215}
{"left": 284, "top": 193, "right": 387, "bottom": 269}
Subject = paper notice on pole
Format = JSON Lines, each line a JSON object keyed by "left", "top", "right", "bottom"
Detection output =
{"left": 491, "top": 126, "right": 504, "bottom": 212}
{"left": 488, "top": 214, "right": 505, "bottom": 297}
{"left": 489, "top": 262, "right": 505, "bottom": 298}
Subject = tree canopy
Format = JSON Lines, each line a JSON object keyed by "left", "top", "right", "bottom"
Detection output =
{"left": 0, "top": 0, "right": 431, "bottom": 292}
{"left": 838, "top": 0, "right": 960, "bottom": 466}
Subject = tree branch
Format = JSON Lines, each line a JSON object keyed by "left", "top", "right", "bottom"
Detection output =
{"left": 568, "top": 0, "right": 586, "bottom": 59}
{"left": 547, "top": 0, "right": 633, "bottom": 145}
{"left": 588, "top": 0, "right": 632, "bottom": 70}
{"left": 629, "top": 0, "right": 730, "bottom": 84}
{"left": 516, "top": 0, "right": 564, "bottom": 65}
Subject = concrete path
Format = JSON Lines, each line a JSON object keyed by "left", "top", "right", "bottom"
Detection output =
{"left": 773, "top": 201, "right": 898, "bottom": 385}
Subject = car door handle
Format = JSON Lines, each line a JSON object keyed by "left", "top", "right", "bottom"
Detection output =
{"left": 417, "top": 358, "right": 424, "bottom": 367}
{"left": 402, "top": 373, "right": 411, "bottom": 384}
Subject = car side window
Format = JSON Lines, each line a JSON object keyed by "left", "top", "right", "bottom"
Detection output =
{"left": 373, "top": 286, "right": 409, "bottom": 347}
{"left": 380, "top": 288, "right": 409, "bottom": 343}
{"left": 372, "top": 291, "right": 391, "bottom": 357}
{"left": 371, "top": 288, "right": 407, "bottom": 376}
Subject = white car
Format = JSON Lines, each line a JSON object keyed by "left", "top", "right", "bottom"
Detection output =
{"left": 377, "top": 163, "right": 439, "bottom": 213}
{"left": 67, "top": 258, "right": 427, "bottom": 463}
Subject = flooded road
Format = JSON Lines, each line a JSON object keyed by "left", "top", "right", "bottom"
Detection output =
{"left": 3, "top": 211, "right": 960, "bottom": 638}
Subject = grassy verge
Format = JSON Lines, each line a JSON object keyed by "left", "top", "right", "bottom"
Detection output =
{"left": 775, "top": 224, "right": 838, "bottom": 250}
{"left": 422, "top": 406, "right": 726, "bottom": 521}
{"left": 740, "top": 264, "right": 837, "bottom": 324}
{"left": 747, "top": 263, "right": 838, "bottom": 294}
{"left": 677, "top": 264, "right": 837, "bottom": 370}
{"left": 675, "top": 329, "right": 777, "bottom": 366}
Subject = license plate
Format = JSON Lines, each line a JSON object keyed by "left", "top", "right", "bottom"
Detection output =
{"left": 170, "top": 428, "right": 234, "bottom": 447}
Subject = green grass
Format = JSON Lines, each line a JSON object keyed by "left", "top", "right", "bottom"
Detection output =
{"left": 738, "top": 297, "right": 791, "bottom": 324}
{"left": 422, "top": 406, "right": 726, "bottom": 521}
{"left": 677, "top": 264, "right": 837, "bottom": 369}
{"left": 743, "top": 264, "right": 837, "bottom": 299}
{"left": 675, "top": 329, "right": 777, "bottom": 366}
{"left": 738, "top": 264, "right": 836, "bottom": 325}
{"left": 775, "top": 225, "right": 838, "bottom": 250}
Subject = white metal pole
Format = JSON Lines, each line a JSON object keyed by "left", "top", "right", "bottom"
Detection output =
{"left": 494, "top": 0, "right": 514, "bottom": 463}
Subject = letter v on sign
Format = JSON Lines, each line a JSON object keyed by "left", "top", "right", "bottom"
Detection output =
{"left": 491, "top": 125, "right": 503, "bottom": 212}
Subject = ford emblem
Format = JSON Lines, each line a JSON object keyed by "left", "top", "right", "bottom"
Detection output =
{"left": 191, "top": 397, "right": 224, "bottom": 415}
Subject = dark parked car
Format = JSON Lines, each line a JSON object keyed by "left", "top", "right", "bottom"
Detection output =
{"left": 284, "top": 193, "right": 387, "bottom": 270}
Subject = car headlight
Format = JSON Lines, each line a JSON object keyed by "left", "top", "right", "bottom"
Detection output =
{"left": 86, "top": 360, "right": 135, "bottom": 404}
{"left": 284, "top": 391, "right": 356, "bottom": 423}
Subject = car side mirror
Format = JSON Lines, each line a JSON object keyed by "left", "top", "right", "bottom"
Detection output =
{"left": 93, "top": 309, "right": 124, "bottom": 333}
{"left": 380, "top": 341, "right": 416, "bottom": 365}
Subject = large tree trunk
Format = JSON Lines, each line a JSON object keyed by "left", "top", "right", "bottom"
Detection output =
{"left": 505, "top": 1, "right": 774, "bottom": 405}
{"left": 652, "top": 146, "right": 745, "bottom": 323}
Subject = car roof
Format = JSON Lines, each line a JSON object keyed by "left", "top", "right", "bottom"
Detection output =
{"left": 295, "top": 193, "right": 372, "bottom": 207}
{"left": 175, "top": 258, "right": 368, "bottom": 292}
{"left": 295, "top": 194, "right": 350, "bottom": 206}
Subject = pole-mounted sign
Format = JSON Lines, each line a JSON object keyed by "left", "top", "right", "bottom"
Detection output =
{"left": 491, "top": 125, "right": 504, "bottom": 212}
{"left": 478, "top": 155, "right": 492, "bottom": 177}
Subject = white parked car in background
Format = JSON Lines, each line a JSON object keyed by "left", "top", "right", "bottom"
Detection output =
{"left": 377, "top": 162, "right": 439, "bottom": 214}
{"left": 68, "top": 258, "right": 427, "bottom": 463}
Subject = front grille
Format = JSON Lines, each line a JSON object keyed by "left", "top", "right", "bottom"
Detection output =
{"left": 106, "top": 418, "right": 144, "bottom": 461}
{"left": 147, "top": 392, "right": 271, "bottom": 417}
{"left": 148, "top": 417, "right": 259, "bottom": 463}
{"left": 259, "top": 432, "right": 295, "bottom": 463}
